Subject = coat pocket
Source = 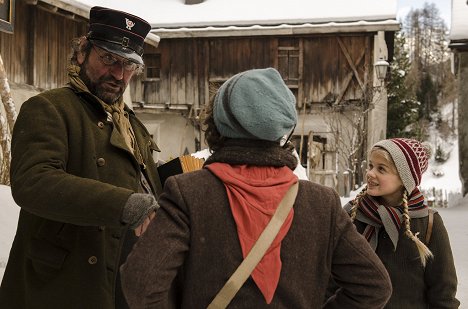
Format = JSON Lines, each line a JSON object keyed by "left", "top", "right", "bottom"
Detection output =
{"left": 27, "top": 238, "right": 69, "bottom": 282}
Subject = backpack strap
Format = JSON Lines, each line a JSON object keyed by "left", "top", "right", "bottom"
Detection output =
{"left": 207, "top": 182, "right": 299, "bottom": 309}
{"left": 425, "top": 208, "right": 435, "bottom": 244}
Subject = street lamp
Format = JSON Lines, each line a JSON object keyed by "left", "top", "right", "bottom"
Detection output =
{"left": 374, "top": 58, "right": 389, "bottom": 81}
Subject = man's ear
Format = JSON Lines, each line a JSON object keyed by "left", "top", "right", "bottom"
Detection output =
{"left": 77, "top": 37, "right": 88, "bottom": 65}
{"left": 77, "top": 52, "right": 85, "bottom": 65}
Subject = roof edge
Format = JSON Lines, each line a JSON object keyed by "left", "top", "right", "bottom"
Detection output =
{"left": 151, "top": 20, "right": 400, "bottom": 39}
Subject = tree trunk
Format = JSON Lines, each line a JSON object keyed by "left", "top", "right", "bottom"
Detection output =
{"left": 459, "top": 53, "right": 468, "bottom": 196}
{"left": 0, "top": 53, "right": 16, "bottom": 185}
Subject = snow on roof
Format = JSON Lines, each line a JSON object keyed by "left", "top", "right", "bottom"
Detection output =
{"left": 63, "top": 0, "right": 398, "bottom": 26}
{"left": 44, "top": 0, "right": 399, "bottom": 38}
{"left": 450, "top": 0, "right": 468, "bottom": 43}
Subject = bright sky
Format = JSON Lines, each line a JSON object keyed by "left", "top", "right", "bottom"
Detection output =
{"left": 397, "top": 0, "right": 451, "bottom": 27}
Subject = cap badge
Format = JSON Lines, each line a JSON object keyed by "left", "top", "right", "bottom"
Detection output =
{"left": 125, "top": 18, "right": 135, "bottom": 30}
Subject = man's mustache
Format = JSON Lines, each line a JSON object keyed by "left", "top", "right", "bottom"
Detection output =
{"left": 100, "top": 76, "right": 125, "bottom": 87}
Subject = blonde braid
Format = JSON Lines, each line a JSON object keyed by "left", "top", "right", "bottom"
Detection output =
{"left": 350, "top": 186, "right": 368, "bottom": 221}
{"left": 402, "top": 191, "right": 433, "bottom": 267}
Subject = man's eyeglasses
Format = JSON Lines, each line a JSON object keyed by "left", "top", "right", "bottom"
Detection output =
{"left": 92, "top": 45, "right": 142, "bottom": 72}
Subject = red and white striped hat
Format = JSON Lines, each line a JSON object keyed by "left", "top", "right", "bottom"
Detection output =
{"left": 373, "top": 138, "right": 431, "bottom": 194}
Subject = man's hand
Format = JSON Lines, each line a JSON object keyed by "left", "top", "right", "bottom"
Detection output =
{"left": 134, "top": 211, "right": 156, "bottom": 236}
{"left": 122, "top": 193, "right": 159, "bottom": 232}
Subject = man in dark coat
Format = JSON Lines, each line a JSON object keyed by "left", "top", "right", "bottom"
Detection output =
{"left": 0, "top": 7, "right": 162, "bottom": 309}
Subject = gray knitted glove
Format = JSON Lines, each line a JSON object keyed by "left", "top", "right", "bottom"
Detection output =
{"left": 122, "top": 193, "right": 159, "bottom": 229}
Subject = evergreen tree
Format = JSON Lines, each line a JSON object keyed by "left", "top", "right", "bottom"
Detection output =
{"left": 417, "top": 72, "right": 438, "bottom": 120}
{"left": 387, "top": 33, "right": 420, "bottom": 138}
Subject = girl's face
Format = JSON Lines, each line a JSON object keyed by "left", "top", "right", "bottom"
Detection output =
{"left": 366, "top": 149, "right": 404, "bottom": 206}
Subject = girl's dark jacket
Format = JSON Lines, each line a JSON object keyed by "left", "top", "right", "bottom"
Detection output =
{"left": 351, "top": 209, "right": 459, "bottom": 308}
{"left": 0, "top": 87, "right": 162, "bottom": 309}
{"left": 121, "top": 142, "right": 393, "bottom": 308}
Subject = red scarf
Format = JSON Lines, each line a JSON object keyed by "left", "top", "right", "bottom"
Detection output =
{"left": 207, "top": 163, "right": 297, "bottom": 303}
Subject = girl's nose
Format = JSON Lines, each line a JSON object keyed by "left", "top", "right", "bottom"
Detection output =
{"left": 366, "top": 168, "right": 376, "bottom": 178}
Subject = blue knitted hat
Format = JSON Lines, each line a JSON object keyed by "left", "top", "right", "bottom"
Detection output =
{"left": 213, "top": 68, "right": 297, "bottom": 142}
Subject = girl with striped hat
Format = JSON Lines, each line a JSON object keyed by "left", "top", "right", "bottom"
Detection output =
{"left": 346, "top": 138, "right": 459, "bottom": 308}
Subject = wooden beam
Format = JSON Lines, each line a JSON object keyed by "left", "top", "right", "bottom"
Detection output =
{"left": 334, "top": 47, "right": 366, "bottom": 105}
{"left": 337, "top": 37, "right": 365, "bottom": 92}
{"left": 298, "top": 38, "right": 304, "bottom": 108}
{"left": 153, "top": 23, "right": 400, "bottom": 39}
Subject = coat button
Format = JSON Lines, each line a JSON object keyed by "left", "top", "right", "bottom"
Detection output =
{"left": 97, "top": 158, "right": 106, "bottom": 166}
{"left": 97, "top": 121, "right": 105, "bottom": 129}
{"left": 88, "top": 256, "right": 98, "bottom": 265}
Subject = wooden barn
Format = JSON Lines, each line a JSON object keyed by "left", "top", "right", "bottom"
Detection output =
{"left": 0, "top": 0, "right": 399, "bottom": 194}
{"left": 449, "top": 0, "right": 468, "bottom": 196}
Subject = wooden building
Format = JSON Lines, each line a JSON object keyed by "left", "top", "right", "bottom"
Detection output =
{"left": 449, "top": 0, "right": 468, "bottom": 196}
{"left": 1, "top": 0, "right": 399, "bottom": 193}
{"left": 132, "top": 0, "right": 399, "bottom": 193}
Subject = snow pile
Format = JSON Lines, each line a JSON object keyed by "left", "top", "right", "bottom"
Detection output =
{"left": 0, "top": 185, "right": 19, "bottom": 280}
{"left": 75, "top": 0, "right": 398, "bottom": 28}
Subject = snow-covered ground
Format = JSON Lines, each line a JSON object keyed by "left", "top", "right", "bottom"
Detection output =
{"left": 437, "top": 198, "right": 468, "bottom": 307}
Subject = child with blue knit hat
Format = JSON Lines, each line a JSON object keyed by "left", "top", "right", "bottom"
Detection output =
{"left": 344, "top": 138, "right": 459, "bottom": 308}
{"left": 121, "top": 68, "right": 393, "bottom": 308}
{"left": 213, "top": 67, "right": 297, "bottom": 142}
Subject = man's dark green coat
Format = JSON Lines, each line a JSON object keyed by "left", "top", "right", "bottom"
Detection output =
{"left": 0, "top": 87, "right": 162, "bottom": 308}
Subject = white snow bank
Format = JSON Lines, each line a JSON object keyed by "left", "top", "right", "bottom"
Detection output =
{"left": 0, "top": 185, "right": 19, "bottom": 280}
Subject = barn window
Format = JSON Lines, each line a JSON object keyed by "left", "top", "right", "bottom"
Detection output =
{"left": 144, "top": 53, "right": 161, "bottom": 79}
{"left": 277, "top": 38, "right": 300, "bottom": 88}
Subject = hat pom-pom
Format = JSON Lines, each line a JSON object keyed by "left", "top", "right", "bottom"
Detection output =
{"left": 422, "top": 141, "right": 432, "bottom": 160}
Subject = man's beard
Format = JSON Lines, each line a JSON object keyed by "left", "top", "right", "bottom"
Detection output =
{"left": 79, "top": 63, "right": 126, "bottom": 104}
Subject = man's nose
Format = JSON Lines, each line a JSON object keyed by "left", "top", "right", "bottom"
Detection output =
{"left": 110, "top": 61, "right": 125, "bottom": 80}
